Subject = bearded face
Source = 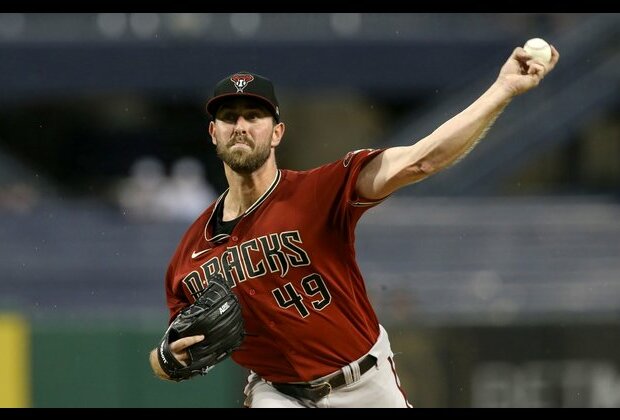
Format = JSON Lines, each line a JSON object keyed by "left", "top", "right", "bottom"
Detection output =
{"left": 215, "top": 132, "right": 272, "bottom": 174}
{"left": 211, "top": 98, "right": 281, "bottom": 174}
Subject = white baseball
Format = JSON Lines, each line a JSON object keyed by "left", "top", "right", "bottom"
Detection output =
{"left": 523, "top": 38, "right": 552, "bottom": 64}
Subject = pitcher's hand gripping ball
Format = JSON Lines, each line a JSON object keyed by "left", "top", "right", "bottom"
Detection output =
{"left": 523, "top": 38, "right": 552, "bottom": 64}
{"left": 157, "top": 274, "right": 245, "bottom": 381}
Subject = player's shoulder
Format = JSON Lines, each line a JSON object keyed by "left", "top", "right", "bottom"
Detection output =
{"left": 284, "top": 148, "right": 381, "bottom": 175}
{"left": 279, "top": 163, "right": 335, "bottom": 184}
{"left": 279, "top": 148, "right": 383, "bottom": 186}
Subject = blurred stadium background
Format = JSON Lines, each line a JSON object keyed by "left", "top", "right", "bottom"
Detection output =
{"left": 0, "top": 13, "right": 619, "bottom": 407}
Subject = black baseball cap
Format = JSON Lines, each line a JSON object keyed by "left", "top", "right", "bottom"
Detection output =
{"left": 206, "top": 71, "right": 280, "bottom": 122}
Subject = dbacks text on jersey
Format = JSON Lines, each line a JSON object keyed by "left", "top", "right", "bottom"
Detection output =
{"left": 182, "top": 230, "right": 310, "bottom": 299}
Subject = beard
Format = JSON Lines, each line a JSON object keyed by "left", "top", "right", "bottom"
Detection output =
{"left": 215, "top": 135, "right": 271, "bottom": 174}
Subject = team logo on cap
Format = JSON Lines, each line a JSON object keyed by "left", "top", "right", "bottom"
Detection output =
{"left": 230, "top": 74, "right": 254, "bottom": 93}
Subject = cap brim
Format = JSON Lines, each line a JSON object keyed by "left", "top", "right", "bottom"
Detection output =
{"left": 206, "top": 93, "right": 279, "bottom": 122}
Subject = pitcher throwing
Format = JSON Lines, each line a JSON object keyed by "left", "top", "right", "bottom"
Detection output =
{"left": 149, "top": 43, "right": 559, "bottom": 407}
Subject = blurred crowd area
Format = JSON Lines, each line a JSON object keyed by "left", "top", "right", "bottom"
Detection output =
{"left": 116, "top": 156, "right": 216, "bottom": 222}
{"left": 0, "top": 13, "right": 618, "bottom": 217}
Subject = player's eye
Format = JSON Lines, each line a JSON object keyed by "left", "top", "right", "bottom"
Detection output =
{"left": 218, "top": 113, "right": 237, "bottom": 123}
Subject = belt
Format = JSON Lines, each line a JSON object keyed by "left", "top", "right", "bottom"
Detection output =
{"left": 271, "top": 354, "right": 377, "bottom": 402}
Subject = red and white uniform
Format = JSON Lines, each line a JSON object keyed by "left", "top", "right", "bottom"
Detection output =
{"left": 166, "top": 149, "right": 388, "bottom": 383}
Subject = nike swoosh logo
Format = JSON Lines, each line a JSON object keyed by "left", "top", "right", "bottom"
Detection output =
{"left": 191, "top": 249, "right": 210, "bottom": 259}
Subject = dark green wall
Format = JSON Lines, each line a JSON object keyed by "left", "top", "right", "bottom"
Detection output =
{"left": 31, "top": 321, "right": 246, "bottom": 408}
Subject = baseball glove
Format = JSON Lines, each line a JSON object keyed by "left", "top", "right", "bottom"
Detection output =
{"left": 157, "top": 274, "right": 245, "bottom": 381}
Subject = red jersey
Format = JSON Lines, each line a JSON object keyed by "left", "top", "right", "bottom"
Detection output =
{"left": 164, "top": 149, "right": 386, "bottom": 382}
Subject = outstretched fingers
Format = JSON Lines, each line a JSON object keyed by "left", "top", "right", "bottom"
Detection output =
{"left": 170, "top": 334, "right": 205, "bottom": 352}
{"left": 169, "top": 335, "right": 205, "bottom": 365}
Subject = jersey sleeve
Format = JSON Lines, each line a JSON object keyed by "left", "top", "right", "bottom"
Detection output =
{"left": 312, "top": 148, "right": 387, "bottom": 233}
{"left": 164, "top": 262, "right": 187, "bottom": 324}
{"left": 341, "top": 148, "right": 389, "bottom": 207}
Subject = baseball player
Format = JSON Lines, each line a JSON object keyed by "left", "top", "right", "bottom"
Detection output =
{"left": 149, "top": 44, "right": 560, "bottom": 407}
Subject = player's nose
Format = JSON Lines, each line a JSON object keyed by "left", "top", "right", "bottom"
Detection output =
{"left": 233, "top": 126, "right": 247, "bottom": 137}
{"left": 233, "top": 116, "right": 250, "bottom": 131}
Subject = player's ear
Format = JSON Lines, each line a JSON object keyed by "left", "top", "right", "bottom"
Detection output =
{"left": 271, "top": 121, "right": 285, "bottom": 147}
{"left": 208, "top": 121, "right": 217, "bottom": 145}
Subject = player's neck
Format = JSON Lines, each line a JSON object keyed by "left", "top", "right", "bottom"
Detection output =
{"left": 223, "top": 161, "right": 278, "bottom": 218}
